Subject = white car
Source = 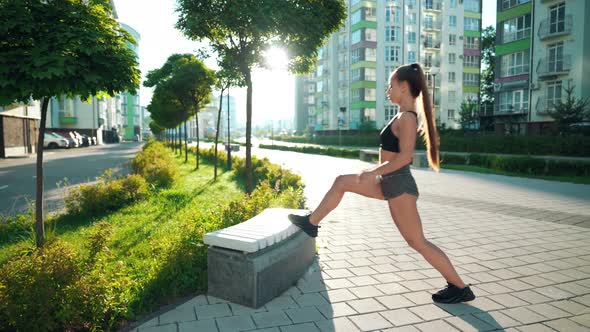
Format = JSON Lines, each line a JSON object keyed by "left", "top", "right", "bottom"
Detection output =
{"left": 44, "top": 133, "right": 68, "bottom": 149}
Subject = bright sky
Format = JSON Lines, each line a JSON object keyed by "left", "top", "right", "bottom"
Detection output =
{"left": 114, "top": 0, "right": 496, "bottom": 128}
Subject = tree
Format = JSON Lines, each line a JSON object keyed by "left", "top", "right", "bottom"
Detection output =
{"left": 144, "top": 54, "right": 215, "bottom": 167}
{"left": 459, "top": 99, "right": 478, "bottom": 130}
{"left": 213, "top": 66, "right": 242, "bottom": 181}
{"left": 0, "top": 0, "right": 139, "bottom": 247}
{"left": 176, "top": 0, "right": 347, "bottom": 193}
{"left": 480, "top": 26, "right": 495, "bottom": 106}
{"left": 548, "top": 84, "right": 589, "bottom": 135}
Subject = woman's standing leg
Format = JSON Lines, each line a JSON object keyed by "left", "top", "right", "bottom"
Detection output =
{"left": 387, "top": 193, "right": 475, "bottom": 303}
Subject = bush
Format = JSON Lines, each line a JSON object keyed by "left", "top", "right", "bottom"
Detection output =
{"left": 231, "top": 153, "right": 304, "bottom": 191}
{"left": 259, "top": 144, "right": 360, "bottom": 159}
{"left": 65, "top": 171, "right": 149, "bottom": 216}
{"left": 0, "top": 206, "right": 34, "bottom": 245}
{"left": 0, "top": 233, "right": 133, "bottom": 331}
{"left": 132, "top": 141, "right": 178, "bottom": 188}
{"left": 277, "top": 133, "right": 590, "bottom": 157}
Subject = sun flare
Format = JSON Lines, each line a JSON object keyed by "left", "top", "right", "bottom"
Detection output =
{"left": 264, "top": 46, "right": 289, "bottom": 71}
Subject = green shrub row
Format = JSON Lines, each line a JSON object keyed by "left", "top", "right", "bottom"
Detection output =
{"left": 132, "top": 141, "right": 178, "bottom": 188}
{"left": 259, "top": 144, "right": 359, "bottom": 160}
{"left": 65, "top": 171, "right": 149, "bottom": 216}
{"left": 277, "top": 133, "right": 590, "bottom": 157}
{"left": 0, "top": 225, "right": 133, "bottom": 331}
{"left": 0, "top": 140, "right": 306, "bottom": 331}
{"left": 441, "top": 153, "right": 590, "bottom": 177}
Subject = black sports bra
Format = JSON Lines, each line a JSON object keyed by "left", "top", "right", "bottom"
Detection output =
{"left": 379, "top": 111, "right": 418, "bottom": 152}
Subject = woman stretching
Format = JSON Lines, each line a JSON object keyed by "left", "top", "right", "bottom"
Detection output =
{"left": 288, "top": 63, "right": 475, "bottom": 304}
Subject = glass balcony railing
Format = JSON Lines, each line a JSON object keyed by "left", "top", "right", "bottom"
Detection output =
{"left": 538, "top": 14, "right": 572, "bottom": 40}
{"left": 537, "top": 55, "right": 571, "bottom": 78}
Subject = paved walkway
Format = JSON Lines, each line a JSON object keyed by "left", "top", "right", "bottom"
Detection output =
{"left": 131, "top": 151, "right": 590, "bottom": 332}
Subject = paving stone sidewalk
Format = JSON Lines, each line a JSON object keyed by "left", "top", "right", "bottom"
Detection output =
{"left": 131, "top": 152, "right": 590, "bottom": 332}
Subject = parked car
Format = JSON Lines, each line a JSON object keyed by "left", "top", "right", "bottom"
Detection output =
{"left": 56, "top": 131, "right": 79, "bottom": 148}
{"left": 43, "top": 133, "right": 68, "bottom": 149}
{"left": 73, "top": 131, "right": 85, "bottom": 146}
{"left": 133, "top": 134, "right": 140, "bottom": 142}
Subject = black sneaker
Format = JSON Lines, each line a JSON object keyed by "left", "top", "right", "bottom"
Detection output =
{"left": 432, "top": 282, "right": 476, "bottom": 304}
{"left": 288, "top": 213, "right": 320, "bottom": 238}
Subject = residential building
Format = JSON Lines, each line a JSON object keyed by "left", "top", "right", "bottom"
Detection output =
{"left": 295, "top": 0, "right": 483, "bottom": 133}
{"left": 492, "top": 0, "right": 590, "bottom": 134}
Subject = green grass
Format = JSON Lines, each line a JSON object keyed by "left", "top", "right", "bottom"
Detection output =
{"left": 0, "top": 152, "right": 244, "bottom": 316}
{"left": 442, "top": 164, "right": 590, "bottom": 184}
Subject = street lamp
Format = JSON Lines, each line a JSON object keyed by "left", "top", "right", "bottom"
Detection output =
{"left": 428, "top": 68, "right": 440, "bottom": 122}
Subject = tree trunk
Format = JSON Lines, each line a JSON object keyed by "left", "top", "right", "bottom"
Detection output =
{"left": 214, "top": 89, "right": 224, "bottom": 181}
{"left": 245, "top": 71, "right": 253, "bottom": 194}
{"left": 227, "top": 86, "right": 232, "bottom": 170}
{"left": 184, "top": 121, "right": 188, "bottom": 163}
{"left": 196, "top": 114, "right": 200, "bottom": 170}
{"left": 35, "top": 97, "right": 49, "bottom": 248}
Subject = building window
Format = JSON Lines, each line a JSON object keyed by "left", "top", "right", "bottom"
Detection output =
{"left": 351, "top": 89, "right": 361, "bottom": 102}
{"left": 351, "top": 30, "right": 361, "bottom": 44}
{"left": 450, "top": 0, "right": 457, "bottom": 9}
{"left": 449, "top": 34, "right": 456, "bottom": 46}
{"left": 365, "top": 68, "right": 376, "bottom": 81}
{"left": 424, "top": 53, "right": 434, "bottom": 67}
{"left": 502, "top": 0, "right": 530, "bottom": 11}
{"left": 448, "top": 72, "right": 456, "bottom": 83}
{"left": 365, "top": 7, "right": 376, "bottom": 21}
{"left": 385, "top": 46, "right": 400, "bottom": 62}
{"left": 464, "top": 17, "right": 480, "bottom": 31}
{"left": 465, "top": 36, "right": 480, "bottom": 49}
{"left": 464, "top": 55, "right": 480, "bottom": 68}
{"left": 366, "top": 28, "right": 377, "bottom": 42}
{"left": 501, "top": 50, "right": 529, "bottom": 77}
{"left": 547, "top": 81, "right": 563, "bottom": 108}
{"left": 502, "top": 14, "right": 531, "bottom": 43}
{"left": 547, "top": 42, "right": 564, "bottom": 72}
{"left": 449, "top": 15, "right": 457, "bottom": 27}
{"left": 464, "top": 0, "right": 480, "bottom": 12}
{"left": 549, "top": 3, "right": 566, "bottom": 34}
{"left": 448, "top": 109, "right": 455, "bottom": 120}
{"left": 408, "top": 32, "right": 416, "bottom": 44}
{"left": 499, "top": 89, "right": 529, "bottom": 112}
{"left": 351, "top": 10, "right": 362, "bottom": 25}
{"left": 365, "top": 48, "right": 376, "bottom": 61}
{"left": 463, "top": 73, "right": 480, "bottom": 86}
{"left": 365, "top": 88, "right": 376, "bottom": 101}
{"left": 408, "top": 51, "right": 416, "bottom": 63}
{"left": 425, "top": 15, "right": 434, "bottom": 29}
{"left": 449, "top": 53, "right": 456, "bottom": 65}
{"left": 448, "top": 91, "right": 457, "bottom": 103}
{"left": 409, "top": 13, "right": 416, "bottom": 25}
{"left": 351, "top": 49, "right": 362, "bottom": 63}
{"left": 386, "top": 26, "right": 400, "bottom": 42}
{"left": 385, "top": 105, "right": 399, "bottom": 120}
{"left": 351, "top": 68, "right": 362, "bottom": 81}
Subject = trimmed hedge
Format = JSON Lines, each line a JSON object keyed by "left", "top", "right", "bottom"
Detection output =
{"left": 441, "top": 153, "right": 590, "bottom": 177}
{"left": 259, "top": 144, "right": 359, "bottom": 159}
{"left": 278, "top": 133, "right": 590, "bottom": 157}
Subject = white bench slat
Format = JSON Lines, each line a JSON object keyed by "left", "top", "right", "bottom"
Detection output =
{"left": 203, "top": 208, "right": 310, "bottom": 253}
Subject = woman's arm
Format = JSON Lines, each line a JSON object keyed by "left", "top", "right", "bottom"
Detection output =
{"left": 369, "top": 114, "right": 418, "bottom": 176}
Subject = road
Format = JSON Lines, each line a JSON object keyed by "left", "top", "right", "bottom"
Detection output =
{"left": 0, "top": 142, "right": 144, "bottom": 216}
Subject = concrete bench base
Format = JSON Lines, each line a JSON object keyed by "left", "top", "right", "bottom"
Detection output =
{"left": 207, "top": 231, "right": 316, "bottom": 308}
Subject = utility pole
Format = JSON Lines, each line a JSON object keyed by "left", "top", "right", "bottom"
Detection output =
{"left": 226, "top": 87, "right": 232, "bottom": 170}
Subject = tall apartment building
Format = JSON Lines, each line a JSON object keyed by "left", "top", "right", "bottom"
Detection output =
{"left": 295, "top": 0, "right": 482, "bottom": 134}
{"left": 492, "top": 0, "right": 590, "bottom": 135}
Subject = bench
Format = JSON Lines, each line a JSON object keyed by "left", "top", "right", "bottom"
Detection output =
{"left": 359, "top": 149, "right": 379, "bottom": 162}
{"left": 359, "top": 149, "right": 429, "bottom": 168}
{"left": 203, "top": 208, "right": 316, "bottom": 308}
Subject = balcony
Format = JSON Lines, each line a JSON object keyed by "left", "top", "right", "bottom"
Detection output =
{"left": 537, "top": 55, "right": 571, "bottom": 79}
{"left": 58, "top": 111, "right": 77, "bottom": 124}
{"left": 479, "top": 104, "right": 494, "bottom": 117}
{"left": 423, "top": 41, "right": 441, "bottom": 50}
{"left": 423, "top": 21, "right": 442, "bottom": 31}
{"left": 535, "top": 96, "right": 558, "bottom": 115}
{"left": 424, "top": 0, "right": 442, "bottom": 12}
{"left": 424, "top": 59, "right": 441, "bottom": 68}
{"left": 538, "top": 15, "right": 573, "bottom": 40}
